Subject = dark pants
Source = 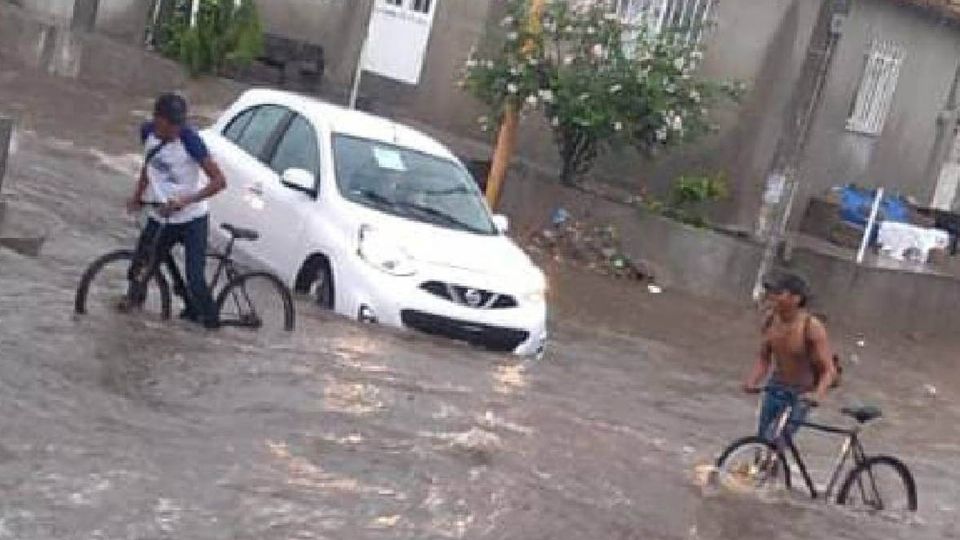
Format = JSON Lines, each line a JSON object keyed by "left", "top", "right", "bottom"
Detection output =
{"left": 128, "top": 215, "right": 218, "bottom": 325}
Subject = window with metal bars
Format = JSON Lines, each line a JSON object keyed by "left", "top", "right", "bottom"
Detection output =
{"left": 616, "top": 0, "right": 715, "bottom": 46}
{"left": 412, "top": 0, "right": 432, "bottom": 14}
{"left": 846, "top": 40, "right": 904, "bottom": 136}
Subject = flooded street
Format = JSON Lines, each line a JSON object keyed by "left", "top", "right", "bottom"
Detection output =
{"left": 2, "top": 68, "right": 960, "bottom": 539}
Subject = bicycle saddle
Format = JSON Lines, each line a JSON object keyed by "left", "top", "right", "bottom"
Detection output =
{"left": 221, "top": 223, "right": 260, "bottom": 241}
{"left": 841, "top": 405, "right": 882, "bottom": 424}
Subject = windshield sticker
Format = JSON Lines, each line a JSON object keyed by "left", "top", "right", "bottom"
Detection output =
{"left": 373, "top": 147, "right": 407, "bottom": 171}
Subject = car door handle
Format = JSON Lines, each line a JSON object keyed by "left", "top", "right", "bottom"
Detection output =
{"left": 248, "top": 183, "right": 264, "bottom": 196}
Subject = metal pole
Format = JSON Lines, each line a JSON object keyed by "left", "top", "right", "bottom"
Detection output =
{"left": 349, "top": 0, "right": 377, "bottom": 110}
{"left": 189, "top": 0, "right": 200, "bottom": 28}
{"left": 349, "top": 35, "right": 367, "bottom": 110}
{"left": 0, "top": 117, "right": 12, "bottom": 195}
{"left": 857, "top": 187, "right": 884, "bottom": 265}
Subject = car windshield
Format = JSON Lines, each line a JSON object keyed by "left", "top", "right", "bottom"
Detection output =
{"left": 332, "top": 134, "right": 496, "bottom": 235}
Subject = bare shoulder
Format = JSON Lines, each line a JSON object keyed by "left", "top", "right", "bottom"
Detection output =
{"left": 805, "top": 314, "right": 829, "bottom": 340}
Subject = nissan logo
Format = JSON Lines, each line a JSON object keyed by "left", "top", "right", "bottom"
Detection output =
{"left": 463, "top": 288, "right": 484, "bottom": 307}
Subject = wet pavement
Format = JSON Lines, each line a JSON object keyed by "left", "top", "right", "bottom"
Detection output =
{"left": 1, "top": 66, "right": 960, "bottom": 539}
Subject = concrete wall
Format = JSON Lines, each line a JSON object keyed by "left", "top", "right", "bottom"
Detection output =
{"left": 787, "top": 246, "right": 960, "bottom": 334}
{"left": 10, "top": 0, "right": 151, "bottom": 44}
{"left": 795, "top": 0, "right": 960, "bottom": 221}
{"left": 253, "top": 0, "right": 497, "bottom": 138}
{"left": 0, "top": 2, "right": 184, "bottom": 94}
{"left": 498, "top": 165, "right": 764, "bottom": 304}
{"left": 500, "top": 164, "right": 960, "bottom": 334}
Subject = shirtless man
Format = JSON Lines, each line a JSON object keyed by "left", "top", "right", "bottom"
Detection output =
{"left": 743, "top": 273, "right": 837, "bottom": 441}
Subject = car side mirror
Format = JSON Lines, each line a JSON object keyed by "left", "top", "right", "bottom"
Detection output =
{"left": 281, "top": 168, "right": 317, "bottom": 198}
{"left": 492, "top": 214, "right": 510, "bottom": 233}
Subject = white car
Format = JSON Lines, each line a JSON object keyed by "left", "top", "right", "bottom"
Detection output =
{"left": 202, "top": 89, "right": 548, "bottom": 356}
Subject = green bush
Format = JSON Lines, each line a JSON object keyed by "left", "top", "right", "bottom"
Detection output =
{"left": 161, "top": 0, "right": 264, "bottom": 76}
{"left": 653, "top": 172, "right": 729, "bottom": 227}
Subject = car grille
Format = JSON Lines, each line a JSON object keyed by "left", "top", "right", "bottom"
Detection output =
{"left": 401, "top": 310, "right": 530, "bottom": 352}
{"left": 420, "top": 281, "right": 518, "bottom": 309}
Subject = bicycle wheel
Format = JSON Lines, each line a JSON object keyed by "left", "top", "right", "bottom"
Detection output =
{"left": 75, "top": 249, "right": 172, "bottom": 320}
{"left": 216, "top": 271, "right": 295, "bottom": 333}
{"left": 716, "top": 436, "right": 792, "bottom": 495}
{"left": 836, "top": 455, "right": 917, "bottom": 514}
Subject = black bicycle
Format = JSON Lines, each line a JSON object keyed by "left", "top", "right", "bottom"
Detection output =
{"left": 75, "top": 210, "right": 295, "bottom": 332}
{"left": 716, "top": 387, "right": 917, "bottom": 515}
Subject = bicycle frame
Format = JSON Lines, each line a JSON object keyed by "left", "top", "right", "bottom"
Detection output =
{"left": 770, "top": 405, "right": 883, "bottom": 504}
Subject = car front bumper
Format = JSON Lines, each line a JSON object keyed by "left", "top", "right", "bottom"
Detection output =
{"left": 341, "top": 257, "right": 548, "bottom": 356}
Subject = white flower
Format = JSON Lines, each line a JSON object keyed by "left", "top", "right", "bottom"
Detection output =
{"left": 564, "top": 25, "right": 575, "bottom": 33}
{"left": 539, "top": 89, "right": 555, "bottom": 103}
{"left": 563, "top": 54, "right": 575, "bottom": 65}
{"left": 510, "top": 66, "right": 521, "bottom": 76}
{"left": 526, "top": 94, "right": 539, "bottom": 107}
{"left": 671, "top": 115, "right": 683, "bottom": 132}
{"left": 587, "top": 26, "right": 596, "bottom": 35}
{"left": 674, "top": 57, "right": 685, "bottom": 71}
{"left": 507, "top": 83, "right": 519, "bottom": 94}
{"left": 613, "top": 121, "right": 623, "bottom": 132}
{"left": 507, "top": 31, "right": 519, "bottom": 41}
{"left": 609, "top": 84, "right": 623, "bottom": 94}
{"left": 665, "top": 83, "right": 677, "bottom": 94}
{"left": 690, "top": 90, "right": 701, "bottom": 103}
{"left": 501, "top": 16, "right": 515, "bottom": 27}
{"left": 485, "top": 60, "right": 495, "bottom": 69}
{"left": 528, "top": 57, "right": 539, "bottom": 66}
{"left": 656, "top": 128, "right": 668, "bottom": 141}
{"left": 591, "top": 43, "right": 604, "bottom": 57}
{"left": 551, "top": 117, "right": 560, "bottom": 127}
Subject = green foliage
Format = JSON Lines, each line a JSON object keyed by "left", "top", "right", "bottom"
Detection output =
{"left": 651, "top": 172, "right": 729, "bottom": 227}
{"left": 461, "top": 0, "right": 743, "bottom": 185}
{"left": 161, "top": 0, "right": 264, "bottom": 76}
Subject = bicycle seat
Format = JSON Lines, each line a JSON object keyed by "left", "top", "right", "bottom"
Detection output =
{"left": 221, "top": 223, "right": 259, "bottom": 241}
{"left": 841, "top": 405, "right": 882, "bottom": 424}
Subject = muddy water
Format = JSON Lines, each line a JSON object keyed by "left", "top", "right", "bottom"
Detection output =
{"left": 2, "top": 122, "right": 959, "bottom": 538}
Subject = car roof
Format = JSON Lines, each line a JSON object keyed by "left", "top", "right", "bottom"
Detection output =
{"left": 235, "top": 89, "right": 458, "bottom": 162}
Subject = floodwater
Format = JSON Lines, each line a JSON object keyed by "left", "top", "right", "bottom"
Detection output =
{"left": 2, "top": 73, "right": 960, "bottom": 539}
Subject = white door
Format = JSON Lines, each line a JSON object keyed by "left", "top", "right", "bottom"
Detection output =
{"left": 210, "top": 104, "right": 291, "bottom": 259}
{"left": 242, "top": 113, "right": 323, "bottom": 283}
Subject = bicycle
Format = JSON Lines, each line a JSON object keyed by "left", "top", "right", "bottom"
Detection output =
{"left": 75, "top": 204, "right": 295, "bottom": 332}
{"left": 715, "top": 386, "right": 917, "bottom": 515}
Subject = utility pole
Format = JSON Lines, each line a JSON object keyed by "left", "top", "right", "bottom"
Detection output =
{"left": 752, "top": 0, "right": 849, "bottom": 299}
{"left": 484, "top": 0, "right": 546, "bottom": 209}
{"left": 0, "top": 117, "right": 11, "bottom": 195}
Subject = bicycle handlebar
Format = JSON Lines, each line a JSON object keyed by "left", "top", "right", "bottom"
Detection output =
{"left": 752, "top": 385, "right": 820, "bottom": 407}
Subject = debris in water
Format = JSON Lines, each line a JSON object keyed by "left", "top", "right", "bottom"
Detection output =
{"left": 924, "top": 384, "right": 938, "bottom": 397}
{"left": 648, "top": 284, "right": 663, "bottom": 294}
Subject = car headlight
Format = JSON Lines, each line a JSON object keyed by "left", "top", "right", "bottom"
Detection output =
{"left": 357, "top": 225, "right": 417, "bottom": 276}
{"left": 522, "top": 287, "right": 547, "bottom": 305}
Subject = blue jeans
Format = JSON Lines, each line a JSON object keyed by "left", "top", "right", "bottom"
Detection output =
{"left": 757, "top": 383, "right": 810, "bottom": 442}
{"left": 129, "top": 215, "right": 218, "bottom": 326}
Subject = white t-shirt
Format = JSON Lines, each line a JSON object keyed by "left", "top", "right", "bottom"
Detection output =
{"left": 141, "top": 122, "right": 211, "bottom": 224}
